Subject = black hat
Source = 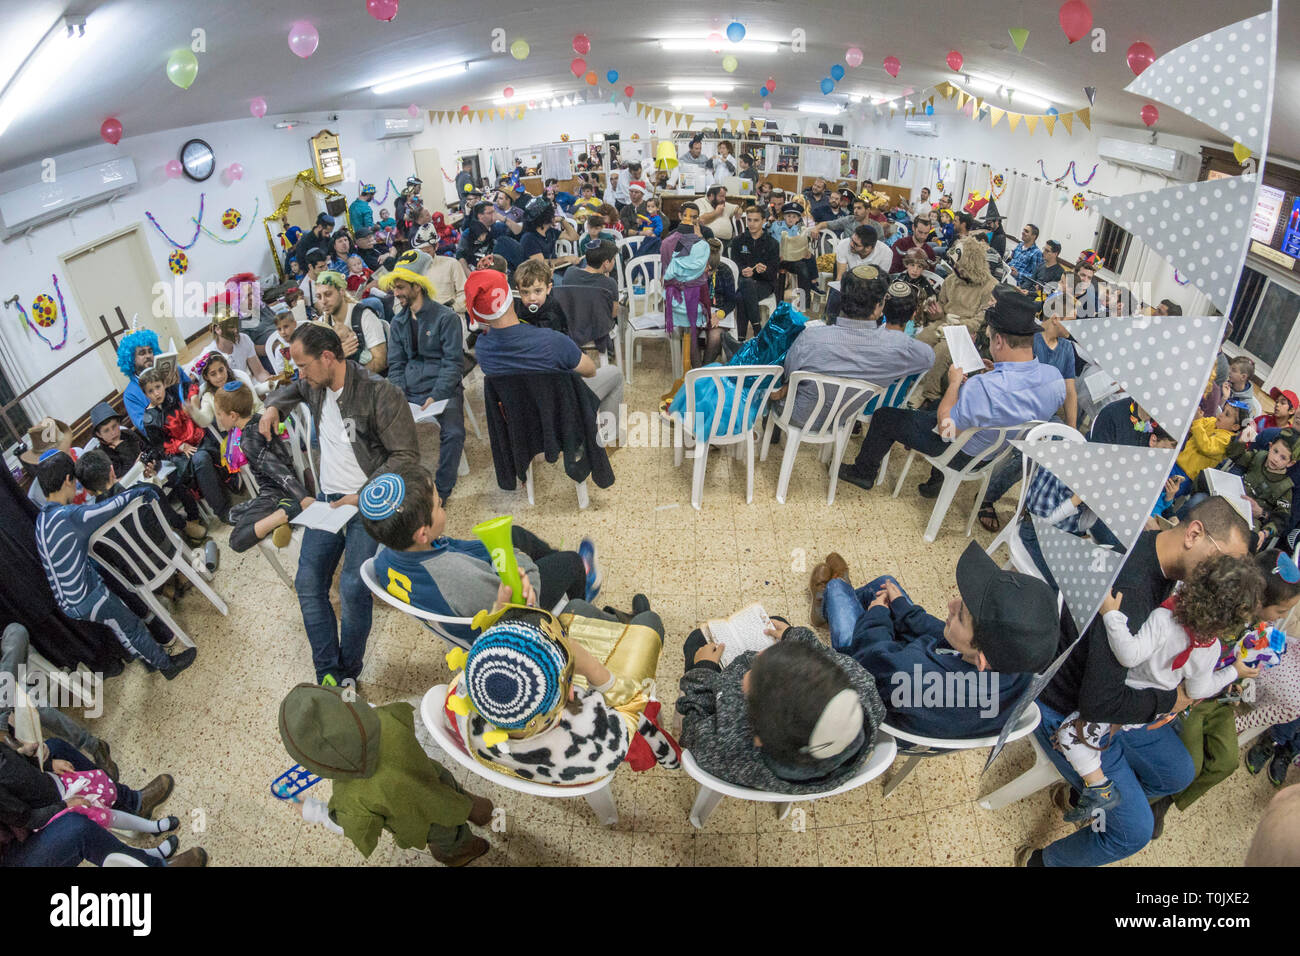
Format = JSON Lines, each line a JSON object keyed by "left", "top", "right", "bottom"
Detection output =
{"left": 780, "top": 201, "right": 803, "bottom": 217}
{"left": 979, "top": 199, "right": 1004, "bottom": 224}
{"left": 985, "top": 291, "right": 1042, "bottom": 336}
{"left": 90, "top": 402, "right": 122, "bottom": 431}
{"left": 353, "top": 227, "right": 374, "bottom": 239}
{"left": 955, "top": 543, "right": 1057, "bottom": 673}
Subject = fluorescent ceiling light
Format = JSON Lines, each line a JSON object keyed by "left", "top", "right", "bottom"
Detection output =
{"left": 848, "top": 94, "right": 863, "bottom": 104}
{"left": 668, "top": 81, "right": 735, "bottom": 92}
{"left": 671, "top": 97, "right": 710, "bottom": 108}
{"left": 0, "top": 15, "right": 90, "bottom": 140}
{"left": 370, "top": 61, "right": 466, "bottom": 95}
{"left": 963, "top": 74, "right": 1055, "bottom": 110}
{"left": 797, "top": 103, "right": 844, "bottom": 115}
{"left": 659, "top": 39, "right": 779, "bottom": 54}
{"left": 1008, "top": 90, "right": 1053, "bottom": 110}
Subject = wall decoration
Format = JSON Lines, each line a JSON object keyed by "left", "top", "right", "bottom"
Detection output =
{"left": 309, "top": 129, "right": 344, "bottom": 184}
{"left": 1037, "top": 159, "right": 1099, "bottom": 185}
{"left": 221, "top": 208, "right": 242, "bottom": 229}
{"left": 198, "top": 199, "right": 260, "bottom": 244}
{"left": 14, "top": 276, "right": 71, "bottom": 351}
{"left": 167, "top": 249, "right": 189, "bottom": 275}
{"left": 1071, "top": 192, "right": 1086, "bottom": 210}
{"left": 180, "top": 138, "right": 215, "bottom": 181}
{"left": 146, "top": 193, "right": 205, "bottom": 248}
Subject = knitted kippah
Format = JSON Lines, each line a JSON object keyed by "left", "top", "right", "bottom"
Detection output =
{"left": 359, "top": 473, "right": 405, "bottom": 520}
{"left": 887, "top": 280, "right": 914, "bottom": 299}
{"left": 464, "top": 618, "right": 567, "bottom": 730}
{"left": 222, "top": 381, "right": 244, "bottom": 392}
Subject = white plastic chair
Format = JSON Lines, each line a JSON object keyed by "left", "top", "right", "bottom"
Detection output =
{"left": 760, "top": 372, "right": 882, "bottom": 505}
{"left": 88, "top": 496, "right": 229, "bottom": 649}
{"left": 623, "top": 254, "right": 671, "bottom": 385}
{"left": 856, "top": 372, "right": 925, "bottom": 486}
{"left": 985, "top": 422, "right": 1085, "bottom": 578}
{"left": 921, "top": 270, "right": 945, "bottom": 295}
{"left": 284, "top": 403, "right": 319, "bottom": 493}
{"left": 892, "top": 421, "right": 1046, "bottom": 543}
{"left": 681, "top": 730, "right": 897, "bottom": 829}
{"left": 420, "top": 684, "right": 620, "bottom": 825}
{"left": 361, "top": 557, "right": 475, "bottom": 649}
{"left": 880, "top": 703, "right": 1041, "bottom": 798}
{"left": 671, "top": 364, "right": 784, "bottom": 510}
{"left": 976, "top": 732, "right": 1063, "bottom": 810}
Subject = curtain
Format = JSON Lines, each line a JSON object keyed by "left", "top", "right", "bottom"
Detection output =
{"left": 541, "top": 145, "right": 572, "bottom": 182}
{"left": 803, "top": 146, "right": 842, "bottom": 181}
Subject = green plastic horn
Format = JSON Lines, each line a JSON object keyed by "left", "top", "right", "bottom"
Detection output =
{"left": 473, "top": 515, "right": 522, "bottom": 603}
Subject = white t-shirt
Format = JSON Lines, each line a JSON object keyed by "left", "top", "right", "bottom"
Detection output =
{"left": 318, "top": 386, "right": 370, "bottom": 495}
{"left": 265, "top": 325, "right": 303, "bottom": 374}
{"left": 189, "top": 333, "right": 259, "bottom": 379}
{"left": 694, "top": 199, "right": 738, "bottom": 241}
{"left": 325, "top": 306, "right": 387, "bottom": 352}
{"left": 835, "top": 236, "right": 894, "bottom": 273}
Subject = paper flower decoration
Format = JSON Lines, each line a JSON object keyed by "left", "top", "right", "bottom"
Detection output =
{"left": 31, "top": 294, "right": 57, "bottom": 327}
{"left": 168, "top": 249, "right": 189, "bottom": 274}
{"left": 1071, "top": 193, "right": 1086, "bottom": 210}
{"left": 221, "top": 208, "right": 242, "bottom": 229}
{"left": 992, "top": 174, "right": 1005, "bottom": 189}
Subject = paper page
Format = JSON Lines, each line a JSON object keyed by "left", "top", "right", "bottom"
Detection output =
{"left": 707, "top": 604, "right": 774, "bottom": 668}
{"left": 1202, "top": 469, "right": 1253, "bottom": 526}
{"left": 943, "top": 325, "right": 985, "bottom": 375}
{"left": 1082, "top": 368, "right": 1122, "bottom": 403}
{"left": 291, "top": 500, "right": 358, "bottom": 534}
{"left": 409, "top": 400, "right": 448, "bottom": 424}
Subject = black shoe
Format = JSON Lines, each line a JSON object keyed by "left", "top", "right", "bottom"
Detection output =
{"left": 1149, "top": 795, "right": 1173, "bottom": 841}
{"left": 917, "top": 476, "right": 944, "bottom": 499}
{"left": 631, "top": 594, "right": 651, "bottom": 616}
{"left": 837, "top": 465, "right": 874, "bottom": 492}
{"left": 1246, "top": 737, "right": 1275, "bottom": 775}
{"left": 1268, "top": 744, "right": 1294, "bottom": 787}
{"left": 160, "top": 647, "right": 197, "bottom": 680}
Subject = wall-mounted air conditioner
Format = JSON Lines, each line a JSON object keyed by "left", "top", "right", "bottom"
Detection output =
{"left": 372, "top": 112, "right": 425, "bottom": 140}
{"left": 1097, "top": 137, "right": 1197, "bottom": 181}
{"left": 904, "top": 117, "right": 939, "bottom": 137}
{"left": 0, "top": 158, "right": 138, "bottom": 239}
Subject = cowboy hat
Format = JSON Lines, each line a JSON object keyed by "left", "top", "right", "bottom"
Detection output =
{"left": 21, "top": 418, "right": 72, "bottom": 466}
{"left": 376, "top": 265, "right": 435, "bottom": 299}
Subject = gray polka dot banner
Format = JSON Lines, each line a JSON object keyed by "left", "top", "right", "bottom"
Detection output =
{"left": 1032, "top": 514, "right": 1125, "bottom": 637}
{"left": 1066, "top": 315, "right": 1229, "bottom": 441}
{"left": 1015, "top": 440, "right": 1177, "bottom": 560}
{"left": 1090, "top": 177, "right": 1257, "bottom": 314}
{"left": 1124, "top": 11, "right": 1275, "bottom": 158}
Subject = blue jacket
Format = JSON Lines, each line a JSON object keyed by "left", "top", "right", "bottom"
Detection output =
{"left": 840, "top": 593, "right": 1031, "bottom": 740}
{"left": 123, "top": 368, "right": 194, "bottom": 432}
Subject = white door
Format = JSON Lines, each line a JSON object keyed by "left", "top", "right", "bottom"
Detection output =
{"left": 412, "top": 148, "right": 447, "bottom": 213}
{"left": 60, "top": 226, "right": 184, "bottom": 390}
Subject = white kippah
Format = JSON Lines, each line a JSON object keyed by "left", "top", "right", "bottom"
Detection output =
{"left": 802, "top": 688, "right": 864, "bottom": 758}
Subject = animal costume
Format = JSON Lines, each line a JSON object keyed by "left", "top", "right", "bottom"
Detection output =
{"left": 917, "top": 236, "right": 999, "bottom": 404}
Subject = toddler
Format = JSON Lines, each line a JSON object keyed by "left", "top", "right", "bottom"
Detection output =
{"left": 344, "top": 254, "right": 373, "bottom": 294}
{"left": 514, "top": 259, "right": 568, "bottom": 335}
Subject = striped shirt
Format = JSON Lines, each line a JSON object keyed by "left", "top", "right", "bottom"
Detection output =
{"left": 35, "top": 485, "right": 158, "bottom": 610}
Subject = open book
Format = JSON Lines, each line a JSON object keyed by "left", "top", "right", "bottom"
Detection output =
{"left": 705, "top": 603, "right": 774, "bottom": 668}
{"left": 150, "top": 349, "right": 179, "bottom": 384}
{"left": 292, "top": 500, "right": 357, "bottom": 534}
{"left": 1202, "top": 468, "right": 1253, "bottom": 527}
{"left": 409, "top": 400, "right": 449, "bottom": 424}
{"left": 943, "top": 325, "right": 985, "bottom": 375}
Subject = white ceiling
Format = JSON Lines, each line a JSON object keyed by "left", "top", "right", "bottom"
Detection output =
{"left": 1, "top": 0, "right": 1297, "bottom": 169}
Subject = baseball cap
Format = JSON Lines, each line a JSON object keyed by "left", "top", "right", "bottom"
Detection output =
{"left": 955, "top": 543, "right": 1057, "bottom": 673}
{"left": 464, "top": 268, "right": 513, "bottom": 324}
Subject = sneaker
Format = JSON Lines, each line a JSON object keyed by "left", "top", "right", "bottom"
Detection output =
{"left": 837, "top": 465, "right": 875, "bottom": 492}
{"left": 1063, "top": 778, "right": 1121, "bottom": 824}
{"left": 183, "top": 521, "right": 208, "bottom": 543}
{"left": 1048, "top": 781, "right": 1076, "bottom": 817}
{"left": 1246, "top": 737, "right": 1275, "bottom": 775}
{"left": 272, "top": 522, "right": 294, "bottom": 548}
{"left": 631, "top": 593, "right": 651, "bottom": 616}
{"left": 917, "top": 475, "right": 944, "bottom": 499}
{"left": 160, "top": 647, "right": 197, "bottom": 681}
{"left": 1267, "top": 744, "right": 1294, "bottom": 788}
{"left": 320, "top": 673, "right": 338, "bottom": 687}
{"left": 579, "top": 538, "right": 601, "bottom": 603}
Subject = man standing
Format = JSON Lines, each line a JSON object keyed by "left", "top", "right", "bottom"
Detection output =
{"left": 839, "top": 293, "right": 1066, "bottom": 496}
{"left": 729, "top": 206, "right": 781, "bottom": 340}
{"left": 293, "top": 213, "right": 335, "bottom": 271}
{"left": 1006, "top": 223, "right": 1044, "bottom": 291}
{"left": 453, "top": 158, "right": 475, "bottom": 212}
{"left": 348, "top": 184, "right": 376, "bottom": 233}
{"left": 260, "top": 324, "right": 419, "bottom": 686}
{"left": 381, "top": 260, "right": 466, "bottom": 503}
{"left": 803, "top": 178, "right": 831, "bottom": 221}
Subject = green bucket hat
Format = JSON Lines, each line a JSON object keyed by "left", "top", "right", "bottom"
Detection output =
{"left": 278, "top": 683, "right": 382, "bottom": 780}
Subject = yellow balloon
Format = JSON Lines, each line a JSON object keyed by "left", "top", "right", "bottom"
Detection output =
{"left": 722, "top": 55, "right": 738, "bottom": 73}
{"left": 1233, "top": 141, "right": 1252, "bottom": 164}
{"left": 510, "top": 38, "right": 530, "bottom": 60}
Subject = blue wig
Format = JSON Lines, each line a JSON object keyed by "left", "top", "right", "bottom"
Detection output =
{"left": 117, "top": 328, "right": 160, "bottom": 379}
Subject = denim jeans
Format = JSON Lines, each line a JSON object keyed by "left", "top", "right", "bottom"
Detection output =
{"left": 2, "top": 809, "right": 162, "bottom": 867}
{"left": 1034, "top": 701, "right": 1195, "bottom": 866}
{"left": 1270, "top": 716, "right": 1300, "bottom": 749}
{"left": 294, "top": 501, "right": 379, "bottom": 683}
{"left": 432, "top": 390, "right": 466, "bottom": 498}
{"left": 0, "top": 624, "right": 98, "bottom": 751}
{"left": 823, "top": 575, "right": 902, "bottom": 652}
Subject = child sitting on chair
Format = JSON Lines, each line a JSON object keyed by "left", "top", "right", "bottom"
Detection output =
{"left": 186, "top": 351, "right": 264, "bottom": 431}
{"left": 514, "top": 259, "right": 569, "bottom": 335}
{"left": 1052, "top": 554, "right": 1264, "bottom": 823}
{"left": 770, "top": 201, "right": 816, "bottom": 305}
{"left": 139, "top": 368, "right": 231, "bottom": 524}
{"left": 265, "top": 310, "right": 304, "bottom": 384}
{"left": 213, "top": 382, "right": 312, "bottom": 553}
{"left": 1166, "top": 400, "right": 1252, "bottom": 501}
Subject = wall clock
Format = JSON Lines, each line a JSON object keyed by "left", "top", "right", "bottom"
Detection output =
{"left": 180, "top": 138, "right": 215, "bottom": 182}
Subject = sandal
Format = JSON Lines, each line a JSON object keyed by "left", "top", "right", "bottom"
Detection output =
{"left": 977, "top": 504, "right": 1001, "bottom": 533}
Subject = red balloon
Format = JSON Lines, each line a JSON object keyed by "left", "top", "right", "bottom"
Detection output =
{"left": 708, "top": 97, "right": 718, "bottom": 107}
{"left": 946, "top": 50, "right": 963, "bottom": 72}
{"left": 585, "top": 71, "right": 598, "bottom": 86}
{"left": 765, "top": 78, "right": 776, "bottom": 93}
{"left": 366, "top": 0, "right": 399, "bottom": 22}
{"left": 460, "top": 104, "right": 469, "bottom": 113}
{"left": 624, "top": 85, "right": 634, "bottom": 97}
{"left": 572, "top": 34, "right": 590, "bottom": 55}
{"left": 100, "top": 117, "right": 122, "bottom": 144}
{"left": 1058, "top": 0, "right": 1092, "bottom": 44}
{"left": 883, "top": 55, "right": 901, "bottom": 78}
{"left": 1127, "top": 41, "right": 1156, "bottom": 76}
{"left": 721, "top": 103, "right": 728, "bottom": 110}
{"left": 1140, "top": 103, "right": 1159, "bottom": 127}
{"left": 570, "top": 57, "right": 586, "bottom": 77}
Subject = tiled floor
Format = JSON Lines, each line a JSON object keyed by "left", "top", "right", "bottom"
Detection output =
{"left": 87, "top": 340, "right": 1280, "bottom": 865}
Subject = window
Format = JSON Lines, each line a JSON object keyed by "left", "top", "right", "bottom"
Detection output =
{"left": 0, "top": 370, "right": 34, "bottom": 454}
{"left": 1094, "top": 218, "right": 1133, "bottom": 273}
{"left": 1231, "top": 267, "right": 1300, "bottom": 372}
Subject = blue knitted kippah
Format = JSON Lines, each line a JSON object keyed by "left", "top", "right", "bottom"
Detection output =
{"left": 222, "top": 381, "right": 243, "bottom": 392}
{"left": 464, "top": 619, "right": 566, "bottom": 730}
{"left": 359, "top": 473, "right": 405, "bottom": 520}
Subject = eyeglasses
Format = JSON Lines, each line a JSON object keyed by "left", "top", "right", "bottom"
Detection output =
{"left": 1204, "top": 531, "right": 1227, "bottom": 555}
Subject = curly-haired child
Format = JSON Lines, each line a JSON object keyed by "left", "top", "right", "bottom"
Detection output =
{"left": 1053, "top": 553, "right": 1265, "bottom": 823}
{"left": 186, "top": 351, "right": 264, "bottom": 431}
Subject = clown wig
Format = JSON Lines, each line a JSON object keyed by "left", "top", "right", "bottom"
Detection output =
{"left": 116, "top": 328, "right": 161, "bottom": 379}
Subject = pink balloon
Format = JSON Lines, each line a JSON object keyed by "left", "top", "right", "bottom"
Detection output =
{"left": 1058, "top": 0, "right": 1092, "bottom": 44}
{"left": 1140, "top": 103, "right": 1159, "bottom": 127}
{"left": 763, "top": 100, "right": 772, "bottom": 111}
{"left": 165, "top": 159, "right": 183, "bottom": 179}
{"left": 708, "top": 32, "right": 724, "bottom": 53}
{"left": 228, "top": 162, "right": 244, "bottom": 181}
{"left": 288, "top": 20, "right": 319, "bottom": 58}
{"left": 503, "top": 86, "right": 514, "bottom": 98}
{"left": 846, "top": 47, "right": 863, "bottom": 68}
{"left": 100, "top": 117, "right": 122, "bottom": 145}
{"left": 570, "top": 57, "right": 586, "bottom": 77}
{"left": 407, "top": 103, "right": 419, "bottom": 117}
{"left": 946, "top": 50, "right": 963, "bottom": 71}
{"left": 249, "top": 96, "right": 267, "bottom": 118}
{"left": 883, "top": 55, "right": 901, "bottom": 78}
{"left": 572, "top": 33, "right": 590, "bottom": 55}
{"left": 1126, "top": 41, "right": 1156, "bottom": 76}
{"left": 366, "top": 0, "right": 399, "bottom": 22}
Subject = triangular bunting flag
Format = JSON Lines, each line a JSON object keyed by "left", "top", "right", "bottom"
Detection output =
{"left": 1124, "top": 10, "right": 1275, "bottom": 157}
{"left": 729, "top": 119, "right": 739, "bottom": 132}
{"left": 715, "top": 118, "right": 724, "bottom": 130}
{"left": 1014, "top": 440, "right": 1177, "bottom": 554}
{"left": 956, "top": 92, "right": 968, "bottom": 108}
{"left": 474, "top": 109, "right": 484, "bottom": 122}
{"left": 636, "top": 103, "right": 645, "bottom": 117}
{"left": 890, "top": 108, "right": 896, "bottom": 119}
{"left": 1025, "top": 114, "right": 1039, "bottom": 135}
{"left": 1009, "top": 27, "right": 1029, "bottom": 52}
{"left": 1007, "top": 112, "right": 1021, "bottom": 132}
{"left": 1077, "top": 107, "right": 1091, "bottom": 130}
{"left": 983, "top": 624, "right": 1086, "bottom": 773}
{"left": 989, "top": 107, "right": 1005, "bottom": 128}
{"left": 1060, "top": 111, "right": 1073, "bottom": 134}
{"left": 1091, "top": 177, "right": 1256, "bottom": 313}
{"left": 1064, "top": 314, "right": 1228, "bottom": 441}
{"left": 654, "top": 108, "right": 663, "bottom": 122}
{"left": 685, "top": 114, "right": 693, "bottom": 126}
{"left": 457, "top": 111, "right": 465, "bottom": 123}
{"left": 974, "top": 97, "right": 983, "bottom": 112}
{"left": 498, "top": 107, "right": 506, "bottom": 119}
{"left": 1083, "top": 86, "right": 1096, "bottom": 106}
{"left": 1032, "top": 515, "right": 1126, "bottom": 637}
{"left": 942, "top": 83, "right": 956, "bottom": 99}
{"left": 1044, "top": 115, "right": 1056, "bottom": 135}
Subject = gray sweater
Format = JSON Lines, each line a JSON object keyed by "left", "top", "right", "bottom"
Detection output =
{"left": 677, "top": 627, "right": 886, "bottom": 795}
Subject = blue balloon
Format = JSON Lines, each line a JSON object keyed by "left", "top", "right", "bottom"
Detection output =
{"left": 926, "top": 103, "right": 934, "bottom": 115}
{"left": 830, "top": 64, "right": 845, "bottom": 81}
{"left": 820, "top": 78, "right": 834, "bottom": 95}
{"left": 760, "top": 87, "right": 768, "bottom": 97}
{"left": 726, "top": 21, "right": 745, "bottom": 42}
{"left": 1046, "top": 107, "right": 1059, "bottom": 116}
{"left": 606, "top": 69, "right": 618, "bottom": 84}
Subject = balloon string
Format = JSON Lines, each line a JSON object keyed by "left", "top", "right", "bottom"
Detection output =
{"left": 145, "top": 193, "right": 205, "bottom": 249}
{"left": 192, "top": 198, "right": 261, "bottom": 243}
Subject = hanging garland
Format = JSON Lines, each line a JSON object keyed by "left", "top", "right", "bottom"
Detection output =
{"left": 145, "top": 193, "right": 206, "bottom": 249}
{"left": 895, "top": 158, "right": 910, "bottom": 177}
{"left": 15, "top": 274, "right": 70, "bottom": 351}
{"left": 193, "top": 198, "right": 261, "bottom": 244}
{"left": 1037, "top": 160, "right": 1099, "bottom": 186}
{"left": 932, "top": 159, "right": 952, "bottom": 184}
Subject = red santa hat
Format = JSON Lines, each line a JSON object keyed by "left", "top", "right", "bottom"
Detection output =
{"left": 464, "top": 268, "right": 513, "bottom": 325}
